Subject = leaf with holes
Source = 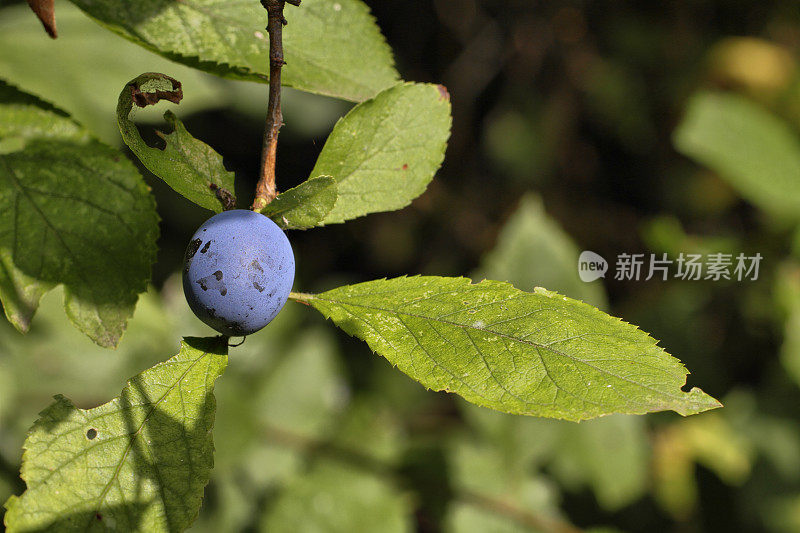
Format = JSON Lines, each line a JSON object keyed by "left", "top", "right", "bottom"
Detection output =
{"left": 3, "top": 337, "right": 228, "bottom": 532}
{"left": 0, "top": 83, "right": 158, "bottom": 346}
{"left": 292, "top": 277, "right": 721, "bottom": 421}
{"left": 260, "top": 176, "right": 338, "bottom": 230}
{"left": 68, "top": 0, "right": 398, "bottom": 102}
{"left": 117, "top": 72, "right": 236, "bottom": 212}
{"left": 311, "top": 83, "right": 452, "bottom": 224}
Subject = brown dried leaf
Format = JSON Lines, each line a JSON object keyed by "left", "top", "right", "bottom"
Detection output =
{"left": 26, "top": 0, "right": 57, "bottom": 39}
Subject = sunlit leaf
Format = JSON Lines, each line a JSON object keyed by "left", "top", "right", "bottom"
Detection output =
{"left": 68, "top": 0, "right": 399, "bottom": 102}
{"left": 311, "top": 83, "right": 451, "bottom": 224}
{"left": 293, "top": 276, "right": 721, "bottom": 421}
{"left": 3, "top": 337, "right": 228, "bottom": 532}
{"left": 0, "top": 3, "right": 236, "bottom": 144}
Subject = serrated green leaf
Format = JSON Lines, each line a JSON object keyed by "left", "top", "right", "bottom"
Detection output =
{"left": 117, "top": 73, "right": 236, "bottom": 213}
{"left": 0, "top": 84, "right": 159, "bottom": 346}
{"left": 3, "top": 337, "right": 228, "bottom": 533}
{"left": 260, "top": 176, "right": 338, "bottom": 230}
{"left": 67, "top": 0, "right": 398, "bottom": 102}
{"left": 311, "top": 83, "right": 452, "bottom": 224}
{"left": 475, "top": 194, "right": 607, "bottom": 309}
{"left": 0, "top": 144, "right": 158, "bottom": 345}
{"left": 674, "top": 91, "right": 800, "bottom": 218}
{"left": 292, "top": 276, "right": 721, "bottom": 421}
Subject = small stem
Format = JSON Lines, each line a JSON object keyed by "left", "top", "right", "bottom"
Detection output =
{"left": 252, "top": 0, "right": 300, "bottom": 211}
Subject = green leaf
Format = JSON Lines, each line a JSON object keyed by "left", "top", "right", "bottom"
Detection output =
{"left": 674, "top": 91, "right": 800, "bottom": 218}
{"left": 0, "top": 3, "right": 245, "bottom": 144}
{"left": 311, "top": 83, "right": 452, "bottom": 224}
{"left": 549, "top": 415, "right": 649, "bottom": 510}
{"left": 292, "top": 276, "right": 721, "bottom": 421}
{"left": 0, "top": 83, "right": 159, "bottom": 346}
{"left": 261, "top": 461, "right": 412, "bottom": 533}
{"left": 0, "top": 79, "right": 88, "bottom": 147}
{"left": 3, "top": 337, "right": 228, "bottom": 533}
{"left": 475, "top": 194, "right": 607, "bottom": 309}
{"left": 260, "top": 176, "right": 338, "bottom": 230}
{"left": 0, "top": 251, "right": 53, "bottom": 336}
{"left": 444, "top": 439, "right": 566, "bottom": 533}
{"left": 117, "top": 73, "right": 236, "bottom": 213}
{"left": 67, "top": 0, "right": 399, "bottom": 102}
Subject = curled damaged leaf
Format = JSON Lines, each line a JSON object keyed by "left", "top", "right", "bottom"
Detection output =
{"left": 26, "top": 0, "right": 57, "bottom": 38}
{"left": 117, "top": 73, "right": 236, "bottom": 213}
{"left": 130, "top": 73, "right": 183, "bottom": 108}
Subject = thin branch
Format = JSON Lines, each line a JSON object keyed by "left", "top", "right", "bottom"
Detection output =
{"left": 252, "top": 0, "right": 300, "bottom": 211}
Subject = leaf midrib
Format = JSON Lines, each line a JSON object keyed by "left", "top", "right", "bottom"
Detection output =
{"left": 303, "top": 293, "right": 698, "bottom": 407}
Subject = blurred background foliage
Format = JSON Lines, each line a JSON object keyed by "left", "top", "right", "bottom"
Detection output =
{"left": 2, "top": 0, "right": 800, "bottom": 531}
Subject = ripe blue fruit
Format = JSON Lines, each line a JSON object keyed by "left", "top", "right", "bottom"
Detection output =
{"left": 183, "top": 209, "right": 295, "bottom": 336}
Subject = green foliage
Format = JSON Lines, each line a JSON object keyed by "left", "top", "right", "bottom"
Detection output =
{"left": 292, "top": 276, "right": 721, "bottom": 421}
{"left": 68, "top": 0, "right": 398, "bottom": 102}
{"left": 549, "top": 415, "right": 649, "bottom": 509}
{"left": 262, "top": 462, "right": 411, "bottom": 533}
{"left": 475, "top": 194, "right": 607, "bottom": 309}
{"left": 465, "top": 204, "right": 652, "bottom": 512}
{"left": 444, "top": 439, "right": 565, "bottom": 533}
{"left": 0, "top": 81, "right": 88, "bottom": 146}
{"left": 0, "top": 83, "right": 158, "bottom": 347}
{"left": 0, "top": 2, "right": 740, "bottom": 531}
{"left": 0, "top": 3, "right": 239, "bottom": 144}
{"left": 3, "top": 337, "right": 228, "bottom": 532}
{"left": 674, "top": 91, "right": 800, "bottom": 219}
{"left": 260, "top": 176, "right": 338, "bottom": 230}
{"left": 777, "top": 262, "right": 800, "bottom": 387}
{"left": 117, "top": 72, "right": 236, "bottom": 213}
{"left": 311, "top": 83, "right": 452, "bottom": 224}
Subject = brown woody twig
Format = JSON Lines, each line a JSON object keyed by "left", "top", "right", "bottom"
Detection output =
{"left": 252, "top": 0, "right": 301, "bottom": 211}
